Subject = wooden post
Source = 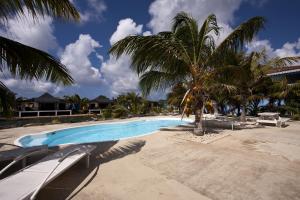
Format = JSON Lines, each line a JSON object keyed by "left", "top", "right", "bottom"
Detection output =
{"left": 55, "top": 110, "right": 58, "bottom": 116}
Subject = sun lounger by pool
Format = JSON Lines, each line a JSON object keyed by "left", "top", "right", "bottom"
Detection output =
{"left": 0, "top": 144, "right": 49, "bottom": 175}
{"left": 257, "top": 112, "right": 289, "bottom": 127}
{"left": 0, "top": 144, "right": 95, "bottom": 200}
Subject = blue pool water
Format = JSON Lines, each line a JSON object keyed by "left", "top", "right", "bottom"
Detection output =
{"left": 17, "top": 119, "right": 189, "bottom": 147}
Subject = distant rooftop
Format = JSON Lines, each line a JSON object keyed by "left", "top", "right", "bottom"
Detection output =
{"left": 267, "top": 65, "right": 300, "bottom": 76}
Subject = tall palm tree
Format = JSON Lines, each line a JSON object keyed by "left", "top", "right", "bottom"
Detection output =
{"left": 110, "top": 12, "right": 265, "bottom": 134}
{"left": 167, "top": 83, "right": 187, "bottom": 113}
{"left": 0, "top": 0, "right": 80, "bottom": 115}
{"left": 223, "top": 50, "right": 300, "bottom": 121}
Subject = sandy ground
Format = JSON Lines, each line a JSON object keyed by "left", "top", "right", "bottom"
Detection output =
{"left": 0, "top": 118, "right": 300, "bottom": 200}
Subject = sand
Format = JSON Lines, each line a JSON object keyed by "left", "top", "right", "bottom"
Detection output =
{"left": 0, "top": 117, "right": 300, "bottom": 200}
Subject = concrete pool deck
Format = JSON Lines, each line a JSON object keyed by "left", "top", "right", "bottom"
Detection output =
{"left": 0, "top": 117, "right": 300, "bottom": 200}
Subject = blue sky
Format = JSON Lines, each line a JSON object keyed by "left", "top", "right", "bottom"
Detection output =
{"left": 1, "top": 0, "right": 300, "bottom": 100}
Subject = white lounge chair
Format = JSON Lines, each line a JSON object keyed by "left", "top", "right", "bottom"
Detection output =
{"left": 0, "top": 144, "right": 49, "bottom": 174}
{"left": 257, "top": 112, "right": 289, "bottom": 127}
{"left": 0, "top": 144, "right": 95, "bottom": 200}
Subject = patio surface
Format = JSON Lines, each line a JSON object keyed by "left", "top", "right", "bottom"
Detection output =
{"left": 0, "top": 118, "right": 300, "bottom": 200}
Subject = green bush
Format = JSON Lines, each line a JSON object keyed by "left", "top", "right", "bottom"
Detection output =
{"left": 51, "top": 117, "right": 61, "bottom": 124}
{"left": 292, "top": 114, "right": 300, "bottom": 121}
{"left": 102, "top": 108, "right": 112, "bottom": 119}
{"left": 112, "top": 105, "right": 129, "bottom": 118}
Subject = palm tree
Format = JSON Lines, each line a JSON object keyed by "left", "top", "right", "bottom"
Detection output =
{"left": 110, "top": 12, "right": 265, "bottom": 134}
{"left": 223, "top": 51, "right": 300, "bottom": 121}
{"left": 0, "top": 0, "right": 80, "bottom": 115}
{"left": 167, "top": 83, "right": 187, "bottom": 113}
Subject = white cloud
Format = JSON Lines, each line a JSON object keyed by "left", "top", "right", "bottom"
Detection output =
{"left": 0, "top": 76, "right": 62, "bottom": 97}
{"left": 0, "top": 9, "right": 57, "bottom": 52}
{"left": 73, "top": 0, "right": 107, "bottom": 23}
{"left": 60, "top": 34, "right": 103, "bottom": 85}
{"left": 101, "top": 55, "right": 139, "bottom": 96}
{"left": 246, "top": 38, "right": 300, "bottom": 59}
{"left": 274, "top": 38, "right": 300, "bottom": 58}
{"left": 100, "top": 18, "right": 145, "bottom": 96}
{"left": 148, "top": 0, "right": 243, "bottom": 34}
{"left": 110, "top": 18, "right": 143, "bottom": 45}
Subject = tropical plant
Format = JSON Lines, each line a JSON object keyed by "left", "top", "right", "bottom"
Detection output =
{"left": 110, "top": 12, "right": 266, "bottom": 134}
{"left": 0, "top": 0, "right": 80, "bottom": 115}
{"left": 116, "top": 92, "right": 145, "bottom": 115}
{"left": 0, "top": 82, "right": 15, "bottom": 116}
{"left": 167, "top": 83, "right": 187, "bottom": 113}
{"left": 222, "top": 50, "right": 300, "bottom": 121}
{"left": 112, "top": 104, "right": 129, "bottom": 118}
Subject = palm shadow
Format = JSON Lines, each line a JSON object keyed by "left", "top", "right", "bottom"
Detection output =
{"left": 37, "top": 140, "right": 146, "bottom": 200}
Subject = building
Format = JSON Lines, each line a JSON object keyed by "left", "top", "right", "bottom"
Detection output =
{"left": 267, "top": 65, "right": 300, "bottom": 83}
{"left": 17, "top": 93, "right": 66, "bottom": 111}
{"left": 89, "top": 95, "right": 112, "bottom": 109}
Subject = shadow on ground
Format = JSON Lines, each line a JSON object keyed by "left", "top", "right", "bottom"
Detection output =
{"left": 37, "top": 140, "right": 146, "bottom": 200}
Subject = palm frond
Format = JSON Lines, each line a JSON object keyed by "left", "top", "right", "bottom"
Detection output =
{"left": 0, "top": 81, "right": 15, "bottom": 116}
{"left": 139, "top": 70, "right": 180, "bottom": 95}
{"left": 0, "top": 36, "right": 73, "bottom": 85}
{"left": 213, "top": 16, "right": 265, "bottom": 63}
{"left": 0, "top": 0, "right": 80, "bottom": 22}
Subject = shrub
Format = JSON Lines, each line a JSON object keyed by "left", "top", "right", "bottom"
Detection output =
{"left": 102, "top": 108, "right": 112, "bottom": 119}
{"left": 51, "top": 117, "right": 61, "bottom": 124}
{"left": 112, "top": 105, "right": 129, "bottom": 118}
{"left": 292, "top": 114, "right": 300, "bottom": 121}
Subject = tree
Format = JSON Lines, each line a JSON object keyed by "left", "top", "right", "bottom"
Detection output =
{"left": 0, "top": 0, "right": 80, "bottom": 115}
{"left": 116, "top": 92, "right": 144, "bottom": 115}
{"left": 167, "top": 83, "right": 187, "bottom": 113}
{"left": 110, "top": 12, "right": 265, "bottom": 134}
{"left": 223, "top": 51, "right": 300, "bottom": 121}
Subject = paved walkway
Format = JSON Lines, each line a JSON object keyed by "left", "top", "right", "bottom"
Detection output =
{"left": 1, "top": 119, "right": 300, "bottom": 200}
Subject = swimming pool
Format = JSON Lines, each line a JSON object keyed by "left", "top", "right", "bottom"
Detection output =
{"left": 16, "top": 118, "right": 190, "bottom": 147}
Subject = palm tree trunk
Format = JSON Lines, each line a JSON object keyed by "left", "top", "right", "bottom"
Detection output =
{"left": 240, "top": 96, "right": 247, "bottom": 122}
{"left": 194, "top": 100, "right": 204, "bottom": 136}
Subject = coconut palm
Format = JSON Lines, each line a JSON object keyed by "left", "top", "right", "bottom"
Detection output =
{"left": 110, "top": 12, "right": 265, "bottom": 134}
{"left": 223, "top": 50, "right": 300, "bottom": 121}
{"left": 0, "top": 0, "right": 80, "bottom": 115}
{"left": 167, "top": 83, "right": 187, "bottom": 113}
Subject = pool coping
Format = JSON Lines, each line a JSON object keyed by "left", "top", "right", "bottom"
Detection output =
{"left": 14, "top": 117, "right": 194, "bottom": 147}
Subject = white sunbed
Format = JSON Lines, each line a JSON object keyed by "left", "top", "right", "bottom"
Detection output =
{"left": 257, "top": 112, "right": 289, "bottom": 127}
{"left": 0, "top": 144, "right": 49, "bottom": 175}
{"left": 0, "top": 144, "right": 95, "bottom": 200}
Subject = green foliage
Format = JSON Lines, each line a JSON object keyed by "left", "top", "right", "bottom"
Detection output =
{"left": 0, "top": 82, "right": 15, "bottom": 117}
{"left": 292, "top": 114, "right": 300, "bottom": 121}
{"left": 110, "top": 11, "right": 266, "bottom": 127}
{"left": 0, "top": 0, "right": 79, "bottom": 117}
{"left": 102, "top": 105, "right": 113, "bottom": 119}
{"left": 0, "top": 0, "right": 80, "bottom": 22}
{"left": 51, "top": 117, "right": 61, "bottom": 124}
{"left": 112, "top": 105, "right": 129, "bottom": 118}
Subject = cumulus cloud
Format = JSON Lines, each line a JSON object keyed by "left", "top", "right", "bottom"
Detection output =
{"left": 110, "top": 18, "right": 143, "bottom": 45}
{"left": 148, "top": 0, "right": 243, "bottom": 34}
{"left": 60, "top": 34, "right": 103, "bottom": 85}
{"left": 0, "top": 8, "right": 62, "bottom": 97}
{"left": 100, "top": 18, "right": 144, "bottom": 96}
{"left": 0, "top": 75, "right": 62, "bottom": 97}
{"left": 246, "top": 38, "right": 300, "bottom": 59}
{"left": 101, "top": 56, "right": 139, "bottom": 96}
{"left": 0, "top": 9, "right": 57, "bottom": 52}
{"left": 73, "top": 0, "right": 107, "bottom": 23}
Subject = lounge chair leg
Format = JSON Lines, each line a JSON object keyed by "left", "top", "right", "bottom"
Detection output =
{"left": 22, "top": 158, "right": 27, "bottom": 168}
{"left": 86, "top": 155, "right": 90, "bottom": 169}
